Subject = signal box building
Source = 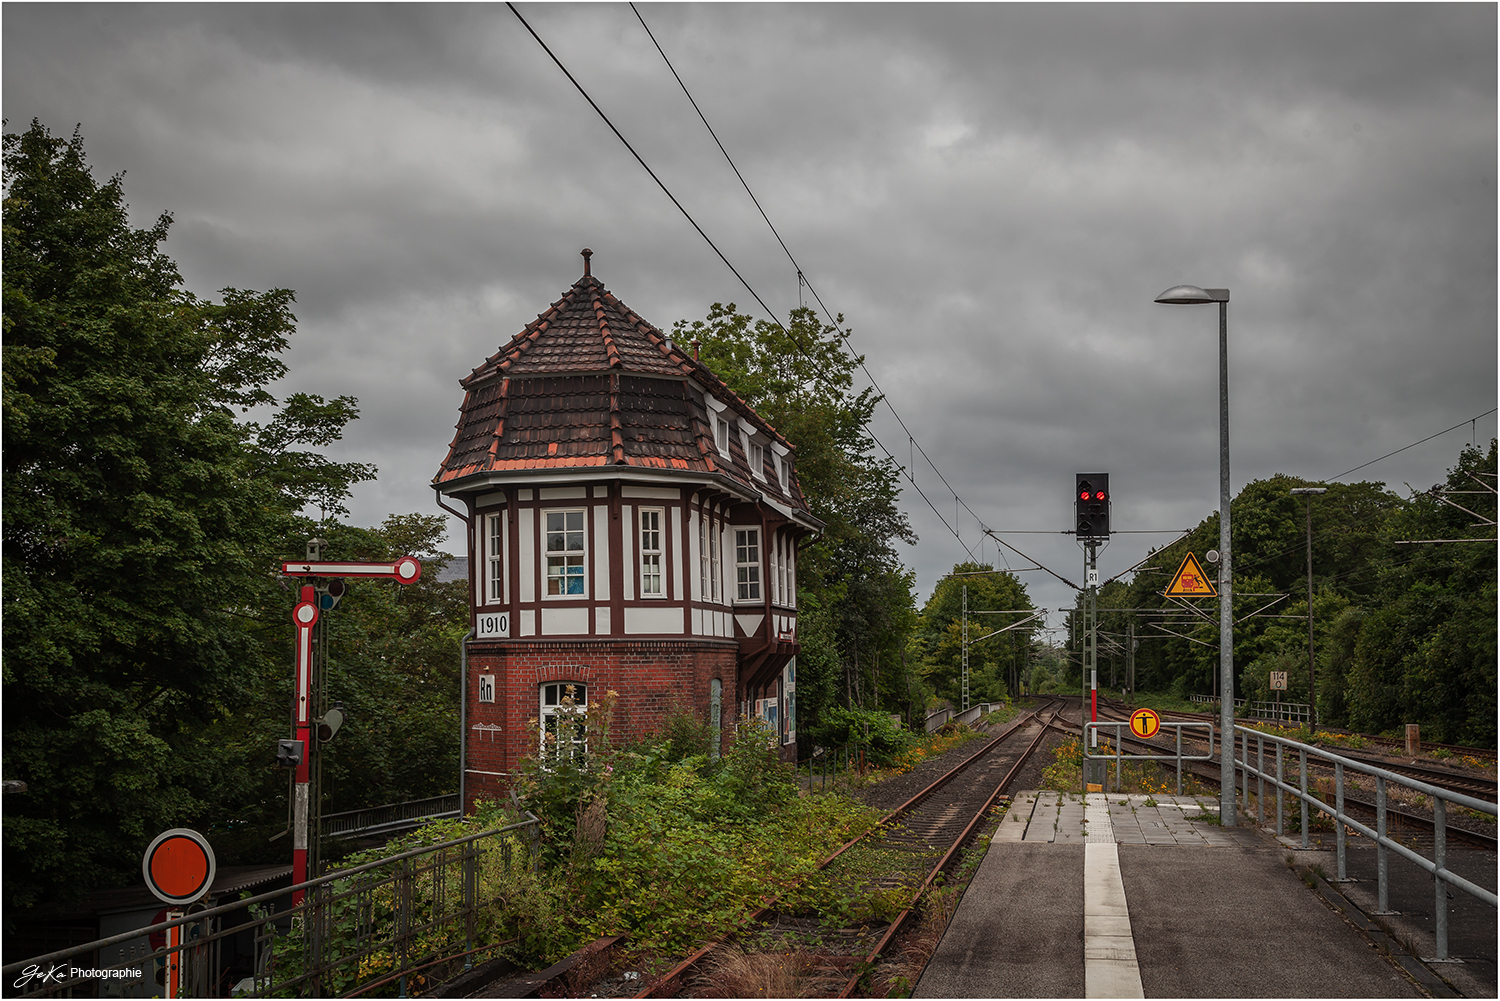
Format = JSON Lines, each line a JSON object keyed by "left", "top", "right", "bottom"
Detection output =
{"left": 435, "top": 251, "right": 820, "bottom": 811}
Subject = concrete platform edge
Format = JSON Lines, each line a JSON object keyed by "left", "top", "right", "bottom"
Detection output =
{"left": 1303, "top": 868, "right": 1460, "bottom": 998}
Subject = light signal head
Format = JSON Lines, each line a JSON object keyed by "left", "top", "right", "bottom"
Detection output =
{"left": 1075, "top": 473, "right": 1111, "bottom": 539}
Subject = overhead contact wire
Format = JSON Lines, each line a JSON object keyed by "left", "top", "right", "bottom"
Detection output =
{"left": 513, "top": 2, "right": 982, "bottom": 562}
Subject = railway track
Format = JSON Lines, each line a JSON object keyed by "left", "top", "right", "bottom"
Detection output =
{"left": 631, "top": 699, "right": 1065, "bottom": 998}
{"left": 1076, "top": 701, "right": 1498, "bottom": 850}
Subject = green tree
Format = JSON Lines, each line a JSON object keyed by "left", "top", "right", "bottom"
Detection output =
{"left": 913, "top": 563, "right": 1036, "bottom": 707}
{"left": 673, "top": 305, "right": 918, "bottom": 738}
{"left": 1344, "top": 441, "right": 1496, "bottom": 742}
{"left": 2, "top": 120, "right": 374, "bottom": 917}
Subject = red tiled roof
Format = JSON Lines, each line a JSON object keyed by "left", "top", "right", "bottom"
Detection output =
{"left": 434, "top": 253, "right": 810, "bottom": 516}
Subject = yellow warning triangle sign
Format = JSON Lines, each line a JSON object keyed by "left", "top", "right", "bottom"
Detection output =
{"left": 1164, "top": 552, "right": 1217, "bottom": 597}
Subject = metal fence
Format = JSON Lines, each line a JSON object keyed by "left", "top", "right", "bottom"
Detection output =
{"left": 322, "top": 793, "right": 462, "bottom": 839}
{"left": 1188, "top": 694, "right": 1311, "bottom": 724}
{"left": 3, "top": 813, "right": 540, "bottom": 998}
{"left": 1083, "top": 721, "right": 1216, "bottom": 794}
{"left": 1230, "top": 726, "right": 1497, "bottom": 961}
{"left": 924, "top": 702, "right": 1003, "bottom": 733}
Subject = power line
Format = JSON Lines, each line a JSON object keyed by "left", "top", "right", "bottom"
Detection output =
{"left": 1326, "top": 408, "right": 1496, "bottom": 482}
{"left": 509, "top": 2, "right": 981, "bottom": 564}
{"left": 627, "top": 4, "right": 988, "bottom": 558}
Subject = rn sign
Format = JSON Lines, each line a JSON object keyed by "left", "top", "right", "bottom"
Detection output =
{"left": 478, "top": 674, "right": 496, "bottom": 703}
{"left": 476, "top": 611, "right": 510, "bottom": 639}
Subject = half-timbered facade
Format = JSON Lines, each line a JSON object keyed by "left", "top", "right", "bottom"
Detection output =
{"left": 435, "top": 251, "right": 820, "bottom": 810}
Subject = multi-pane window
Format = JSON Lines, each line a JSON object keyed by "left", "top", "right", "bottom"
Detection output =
{"left": 710, "top": 519, "right": 722, "bottom": 602}
{"left": 715, "top": 417, "right": 731, "bottom": 455}
{"left": 486, "top": 513, "right": 503, "bottom": 605}
{"left": 776, "top": 536, "right": 787, "bottom": 605}
{"left": 640, "top": 508, "right": 664, "bottom": 596}
{"left": 545, "top": 510, "right": 586, "bottom": 596}
{"left": 540, "top": 682, "right": 588, "bottom": 762}
{"left": 699, "top": 515, "right": 710, "bottom": 600}
{"left": 749, "top": 442, "right": 764, "bottom": 479}
{"left": 735, "top": 528, "right": 761, "bottom": 602}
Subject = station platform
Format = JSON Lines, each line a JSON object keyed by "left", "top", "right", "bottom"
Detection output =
{"left": 915, "top": 792, "right": 1492, "bottom": 998}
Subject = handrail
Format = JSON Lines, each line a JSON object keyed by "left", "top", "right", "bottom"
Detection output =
{"left": 4, "top": 813, "right": 540, "bottom": 997}
{"left": 1231, "top": 725, "right": 1496, "bottom": 961}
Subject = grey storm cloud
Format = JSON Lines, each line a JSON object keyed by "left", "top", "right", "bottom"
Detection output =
{"left": 5, "top": 2, "right": 1494, "bottom": 624}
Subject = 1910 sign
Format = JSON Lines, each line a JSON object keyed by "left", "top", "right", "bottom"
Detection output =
{"left": 476, "top": 612, "right": 510, "bottom": 639}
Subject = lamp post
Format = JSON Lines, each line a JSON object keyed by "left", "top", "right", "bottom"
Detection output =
{"left": 1290, "top": 486, "right": 1327, "bottom": 731}
{"left": 1155, "top": 284, "right": 1235, "bottom": 825}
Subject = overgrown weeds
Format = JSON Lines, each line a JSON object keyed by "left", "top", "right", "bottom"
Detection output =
{"left": 694, "top": 944, "right": 813, "bottom": 998}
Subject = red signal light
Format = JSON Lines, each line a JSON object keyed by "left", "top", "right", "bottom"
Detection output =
{"left": 1095, "top": 491, "right": 1106, "bottom": 501}
{"left": 1080, "top": 490, "right": 1090, "bottom": 501}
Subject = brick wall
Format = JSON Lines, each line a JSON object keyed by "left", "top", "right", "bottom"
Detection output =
{"left": 463, "top": 637, "right": 740, "bottom": 812}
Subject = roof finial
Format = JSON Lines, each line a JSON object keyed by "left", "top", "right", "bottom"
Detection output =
{"left": 581, "top": 247, "right": 593, "bottom": 277}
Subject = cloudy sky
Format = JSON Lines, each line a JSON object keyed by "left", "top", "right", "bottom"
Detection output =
{"left": 6, "top": 3, "right": 1495, "bottom": 628}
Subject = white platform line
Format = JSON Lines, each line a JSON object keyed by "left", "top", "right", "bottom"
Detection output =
{"left": 1084, "top": 841, "right": 1145, "bottom": 998}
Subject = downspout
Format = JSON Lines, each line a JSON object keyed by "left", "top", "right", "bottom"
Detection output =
{"left": 435, "top": 488, "right": 475, "bottom": 815}
{"left": 458, "top": 628, "right": 474, "bottom": 814}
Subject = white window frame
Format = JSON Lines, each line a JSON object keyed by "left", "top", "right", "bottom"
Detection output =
{"left": 540, "top": 682, "right": 588, "bottom": 762}
{"left": 735, "top": 527, "right": 762, "bottom": 603}
{"left": 485, "top": 512, "right": 504, "bottom": 606}
{"left": 776, "top": 534, "right": 786, "bottom": 606}
{"left": 749, "top": 441, "right": 765, "bottom": 481}
{"left": 698, "top": 513, "right": 710, "bottom": 600}
{"left": 544, "top": 509, "right": 588, "bottom": 598}
{"left": 640, "top": 507, "right": 665, "bottom": 597}
{"left": 710, "top": 516, "right": 723, "bottom": 603}
{"left": 788, "top": 546, "right": 797, "bottom": 608}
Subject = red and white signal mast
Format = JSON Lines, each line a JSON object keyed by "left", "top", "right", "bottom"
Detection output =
{"left": 1075, "top": 474, "right": 1110, "bottom": 724}
{"left": 280, "top": 552, "right": 422, "bottom": 901}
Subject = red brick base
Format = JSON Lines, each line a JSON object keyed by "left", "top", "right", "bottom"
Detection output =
{"left": 463, "top": 637, "right": 741, "bottom": 812}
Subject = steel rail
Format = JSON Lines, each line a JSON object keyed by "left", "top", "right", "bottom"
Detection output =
{"left": 1080, "top": 704, "right": 1498, "bottom": 850}
{"left": 633, "top": 700, "right": 1064, "bottom": 998}
{"left": 834, "top": 713, "right": 1057, "bottom": 997}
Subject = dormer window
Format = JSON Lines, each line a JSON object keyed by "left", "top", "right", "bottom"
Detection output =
{"left": 749, "top": 441, "right": 765, "bottom": 480}
{"left": 716, "top": 417, "right": 731, "bottom": 455}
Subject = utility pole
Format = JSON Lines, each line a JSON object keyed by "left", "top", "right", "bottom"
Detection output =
{"left": 961, "top": 585, "right": 969, "bottom": 711}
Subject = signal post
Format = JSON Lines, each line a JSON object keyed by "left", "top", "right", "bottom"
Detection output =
{"left": 1076, "top": 474, "right": 1109, "bottom": 788}
{"left": 279, "top": 552, "right": 422, "bottom": 901}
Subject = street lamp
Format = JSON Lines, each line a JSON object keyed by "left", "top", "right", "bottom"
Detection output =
{"left": 1155, "top": 284, "right": 1235, "bottom": 826}
{"left": 1290, "top": 486, "right": 1328, "bottom": 731}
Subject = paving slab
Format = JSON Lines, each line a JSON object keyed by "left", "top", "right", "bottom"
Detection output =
{"left": 917, "top": 792, "right": 1428, "bottom": 998}
{"left": 915, "top": 842, "right": 1085, "bottom": 998}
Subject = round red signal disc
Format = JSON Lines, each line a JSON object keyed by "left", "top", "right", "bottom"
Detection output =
{"left": 394, "top": 556, "right": 422, "bottom": 584}
{"left": 143, "top": 829, "right": 216, "bottom": 905}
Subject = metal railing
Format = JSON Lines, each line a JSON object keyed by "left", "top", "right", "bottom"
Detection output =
{"left": 1187, "top": 694, "right": 1311, "bottom": 724}
{"left": 4, "top": 813, "right": 540, "bottom": 998}
{"left": 1241, "top": 700, "right": 1310, "bottom": 724}
{"left": 924, "top": 702, "right": 1003, "bottom": 733}
{"left": 1083, "top": 721, "right": 1216, "bottom": 795}
{"left": 1230, "top": 725, "right": 1497, "bottom": 961}
{"left": 322, "top": 793, "right": 462, "bottom": 839}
